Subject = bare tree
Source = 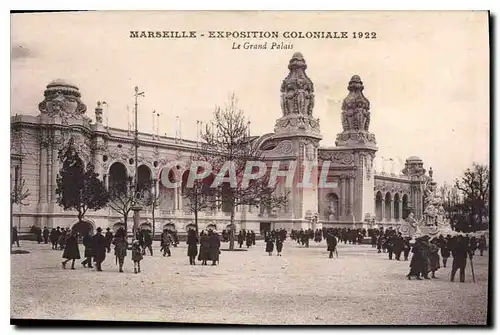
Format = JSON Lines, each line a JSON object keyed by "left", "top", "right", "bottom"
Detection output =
{"left": 200, "top": 94, "right": 289, "bottom": 249}
{"left": 108, "top": 178, "right": 148, "bottom": 237}
{"left": 11, "top": 167, "right": 30, "bottom": 253}
{"left": 455, "top": 163, "right": 489, "bottom": 224}
{"left": 141, "top": 180, "right": 162, "bottom": 238}
{"left": 182, "top": 157, "right": 216, "bottom": 235}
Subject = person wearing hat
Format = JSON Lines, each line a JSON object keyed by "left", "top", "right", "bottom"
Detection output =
{"left": 104, "top": 227, "right": 114, "bottom": 253}
{"left": 61, "top": 231, "right": 80, "bottom": 270}
{"left": 160, "top": 228, "right": 173, "bottom": 257}
{"left": 92, "top": 227, "right": 107, "bottom": 272}
{"left": 450, "top": 235, "right": 473, "bottom": 282}
{"left": 131, "top": 239, "right": 143, "bottom": 274}
{"left": 113, "top": 227, "right": 128, "bottom": 273}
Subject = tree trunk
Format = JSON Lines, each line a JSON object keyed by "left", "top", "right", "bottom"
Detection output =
{"left": 152, "top": 203, "right": 156, "bottom": 241}
{"left": 229, "top": 207, "right": 235, "bottom": 250}
{"left": 194, "top": 210, "right": 199, "bottom": 235}
{"left": 10, "top": 200, "right": 13, "bottom": 254}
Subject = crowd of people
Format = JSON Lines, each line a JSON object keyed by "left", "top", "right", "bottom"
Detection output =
{"left": 14, "top": 222, "right": 488, "bottom": 283}
{"left": 366, "top": 227, "right": 488, "bottom": 282}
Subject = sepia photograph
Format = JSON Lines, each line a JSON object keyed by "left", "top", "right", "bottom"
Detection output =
{"left": 9, "top": 10, "right": 490, "bottom": 326}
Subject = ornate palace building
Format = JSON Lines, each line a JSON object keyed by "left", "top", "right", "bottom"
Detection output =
{"left": 10, "top": 52, "right": 434, "bottom": 236}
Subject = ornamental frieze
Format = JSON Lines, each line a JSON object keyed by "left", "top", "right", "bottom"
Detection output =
{"left": 318, "top": 151, "right": 354, "bottom": 165}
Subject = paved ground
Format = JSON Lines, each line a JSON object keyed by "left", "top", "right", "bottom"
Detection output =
{"left": 11, "top": 239, "right": 489, "bottom": 325}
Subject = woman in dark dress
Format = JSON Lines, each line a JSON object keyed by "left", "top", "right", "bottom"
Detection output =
{"left": 81, "top": 232, "right": 94, "bottom": 269}
{"left": 198, "top": 231, "right": 210, "bottom": 265}
{"left": 265, "top": 233, "right": 274, "bottom": 256}
{"left": 186, "top": 229, "right": 199, "bottom": 265}
{"left": 440, "top": 236, "right": 451, "bottom": 267}
{"left": 428, "top": 238, "right": 441, "bottom": 278}
{"left": 62, "top": 231, "right": 80, "bottom": 270}
{"left": 275, "top": 236, "right": 283, "bottom": 256}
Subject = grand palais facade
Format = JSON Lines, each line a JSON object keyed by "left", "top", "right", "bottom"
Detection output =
{"left": 10, "top": 52, "right": 433, "bottom": 236}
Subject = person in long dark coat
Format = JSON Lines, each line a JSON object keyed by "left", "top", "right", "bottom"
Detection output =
{"left": 371, "top": 232, "right": 377, "bottom": 248}
{"left": 245, "top": 231, "right": 253, "bottom": 248}
{"left": 251, "top": 231, "right": 256, "bottom": 245}
{"left": 393, "top": 234, "right": 405, "bottom": 261}
{"left": 186, "top": 229, "right": 198, "bottom": 265}
{"left": 376, "top": 235, "right": 383, "bottom": 253}
{"left": 33, "top": 226, "right": 42, "bottom": 244}
{"left": 451, "top": 235, "right": 472, "bottom": 282}
{"left": 326, "top": 231, "right": 338, "bottom": 259}
{"left": 237, "top": 231, "right": 244, "bottom": 248}
{"left": 407, "top": 238, "right": 425, "bottom": 280}
{"left": 131, "top": 240, "right": 143, "bottom": 274}
{"left": 198, "top": 231, "right": 210, "bottom": 265}
{"left": 440, "top": 236, "right": 451, "bottom": 267}
{"left": 428, "top": 238, "right": 441, "bottom": 278}
{"left": 478, "top": 235, "right": 487, "bottom": 256}
{"left": 92, "top": 227, "right": 107, "bottom": 272}
{"left": 61, "top": 231, "right": 80, "bottom": 270}
{"left": 403, "top": 237, "right": 411, "bottom": 261}
{"left": 113, "top": 228, "right": 128, "bottom": 273}
{"left": 208, "top": 230, "right": 221, "bottom": 266}
{"left": 160, "top": 229, "right": 172, "bottom": 257}
{"left": 11, "top": 226, "right": 20, "bottom": 247}
{"left": 104, "top": 228, "right": 113, "bottom": 253}
{"left": 58, "top": 229, "right": 67, "bottom": 250}
{"left": 275, "top": 236, "right": 284, "bottom": 256}
{"left": 143, "top": 229, "right": 153, "bottom": 256}
{"left": 42, "top": 227, "right": 50, "bottom": 244}
{"left": 265, "top": 233, "right": 274, "bottom": 256}
{"left": 50, "top": 228, "right": 58, "bottom": 249}
{"left": 81, "top": 232, "right": 94, "bottom": 269}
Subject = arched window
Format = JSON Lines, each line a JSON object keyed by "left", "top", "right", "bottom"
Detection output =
{"left": 385, "top": 193, "right": 392, "bottom": 221}
{"left": 402, "top": 194, "right": 409, "bottom": 220}
{"left": 375, "top": 191, "right": 383, "bottom": 222}
{"left": 325, "top": 193, "right": 339, "bottom": 221}
{"left": 108, "top": 162, "right": 128, "bottom": 194}
{"left": 394, "top": 193, "right": 400, "bottom": 221}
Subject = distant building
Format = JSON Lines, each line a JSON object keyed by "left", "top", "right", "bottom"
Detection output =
{"left": 10, "top": 53, "right": 433, "bottom": 236}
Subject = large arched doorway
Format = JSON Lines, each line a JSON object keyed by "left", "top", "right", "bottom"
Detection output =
{"left": 221, "top": 182, "right": 234, "bottom": 213}
{"left": 385, "top": 192, "right": 392, "bottom": 221}
{"left": 375, "top": 191, "right": 383, "bottom": 222}
{"left": 113, "top": 222, "right": 125, "bottom": 232}
{"left": 71, "top": 220, "right": 94, "bottom": 236}
{"left": 325, "top": 193, "right": 339, "bottom": 221}
{"left": 402, "top": 194, "right": 409, "bottom": 220}
{"left": 181, "top": 169, "right": 216, "bottom": 212}
{"left": 394, "top": 193, "right": 400, "bottom": 221}
{"left": 108, "top": 162, "right": 128, "bottom": 194}
{"left": 137, "top": 165, "right": 152, "bottom": 194}
{"left": 158, "top": 168, "right": 176, "bottom": 212}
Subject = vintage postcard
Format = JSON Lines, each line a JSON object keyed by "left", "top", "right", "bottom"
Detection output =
{"left": 10, "top": 11, "right": 490, "bottom": 325}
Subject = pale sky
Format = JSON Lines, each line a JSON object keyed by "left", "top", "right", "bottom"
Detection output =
{"left": 10, "top": 11, "right": 489, "bottom": 186}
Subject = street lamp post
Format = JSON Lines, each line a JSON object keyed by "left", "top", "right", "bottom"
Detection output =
{"left": 131, "top": 86, "right": 145, "bottom": 239}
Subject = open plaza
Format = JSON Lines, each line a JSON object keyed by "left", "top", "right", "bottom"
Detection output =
{"left": 10, "top": 239, "right": 488, "bottom": 325}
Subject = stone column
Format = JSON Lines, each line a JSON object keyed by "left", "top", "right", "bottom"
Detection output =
{"left": 50, "top": 144, "right": 58, "bottom": 203}
{"left": 399, "top": 200, "right": 403, "bottom": 221}
{"left": 381, "top": 199, "right": 386, "bottom": 223}
{"left": 173, "top": 184, "right": 178, "bottom": 211}
{"left": 390, "top": 198, "right": 395, "bottom": 222}
{"left": 39, "top": 145, "right": 48, "bottom": 203}
{"left": 339, "top": 176, "right": 346, "bottom": 217}
{"left": 177, "top": 182, "right": 183, "bottom": 212}
{"left": 348, "top": 175, "right": 355, "bottom": 220}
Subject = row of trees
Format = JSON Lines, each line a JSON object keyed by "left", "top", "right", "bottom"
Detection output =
{"left": 54, "top": 95, "right": 288, "bottom": 250}
{"left": 437, "top": 163, "right": 489, "bottom": 232}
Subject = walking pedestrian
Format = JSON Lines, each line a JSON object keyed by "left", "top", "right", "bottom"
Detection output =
{"left": 61, "top": 231, "right": 80, "bottom": 270}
